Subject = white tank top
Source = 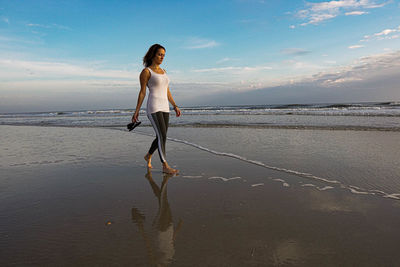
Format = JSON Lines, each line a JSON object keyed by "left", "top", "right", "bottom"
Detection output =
{"left": 146, "top": 67, "right": 170, "bottom": 114}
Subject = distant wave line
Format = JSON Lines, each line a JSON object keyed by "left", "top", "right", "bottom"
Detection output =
{"left": 2, "top": 122, "right": 400, "bottom": 132}
{"left": 2, "top": 110, "right": 400, "bottom": 117}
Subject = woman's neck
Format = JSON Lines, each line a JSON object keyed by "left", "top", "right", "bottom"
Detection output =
{"left": 150, "top": 64, "right": 161, "bottom": 70}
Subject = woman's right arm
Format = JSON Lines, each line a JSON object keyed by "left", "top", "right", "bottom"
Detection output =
{"left": 132, "top": 69, "right": 150, "bottom": 122}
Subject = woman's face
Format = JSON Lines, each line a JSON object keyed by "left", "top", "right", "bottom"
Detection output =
{"left": 153, "top": 48, "right": 165, "bottom": 65}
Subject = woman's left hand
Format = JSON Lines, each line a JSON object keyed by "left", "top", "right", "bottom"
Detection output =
{"left": 174, "top": 107, "right": 181, "bottom": 117}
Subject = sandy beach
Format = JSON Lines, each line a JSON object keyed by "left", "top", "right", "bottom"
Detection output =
{"left": 1, "top": 125, "right": 400, "bottom": 266}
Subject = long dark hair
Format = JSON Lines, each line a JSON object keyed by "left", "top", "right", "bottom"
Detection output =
{"left": 143, "top": 44, "right": 166, "bottom": 67}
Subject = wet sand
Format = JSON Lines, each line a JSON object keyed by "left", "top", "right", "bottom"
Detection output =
{"left": 1, "top": 125, "right": 400, "bottom": 266}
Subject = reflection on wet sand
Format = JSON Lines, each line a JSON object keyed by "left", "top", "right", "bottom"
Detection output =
{"left": 131, "top": 170, "right": 183, "bottom": 266}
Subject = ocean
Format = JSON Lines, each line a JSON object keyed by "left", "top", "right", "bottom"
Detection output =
{"left": 1, "top": 101, "right": 400, "bottom": 130}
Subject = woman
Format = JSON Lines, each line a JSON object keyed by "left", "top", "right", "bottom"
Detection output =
{"left": 132, "top": 44, "right": 181, "bottom": 174}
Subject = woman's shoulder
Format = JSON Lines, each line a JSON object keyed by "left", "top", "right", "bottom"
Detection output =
{"left": 140, "top": 67, "right": 151, "bottom": 79}
{"left": 142, "top": 67, "right": 151, "bottom": 72}
{"left": 141, "top": 67, "right": 151, "bottom": 75}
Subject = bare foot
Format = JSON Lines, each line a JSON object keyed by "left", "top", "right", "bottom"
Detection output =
{"left": 163, "top": 165, "right": 179, "bottom": 174}
{"left": 144, "top": 154, "right": 152, "bottom": 168}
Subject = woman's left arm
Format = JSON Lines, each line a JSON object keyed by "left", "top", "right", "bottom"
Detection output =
{"left": 167, "top": 87, "right": 181, "bottom": 117}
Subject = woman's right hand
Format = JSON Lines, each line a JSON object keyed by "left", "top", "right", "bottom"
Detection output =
{"left": 132, "top": 111, "right": 139, "bottom": 123}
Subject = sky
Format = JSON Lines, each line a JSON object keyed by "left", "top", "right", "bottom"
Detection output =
{"left": 0, "top": 0, "right": 399, "bottom": 112}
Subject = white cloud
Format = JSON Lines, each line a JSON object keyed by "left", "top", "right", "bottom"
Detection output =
{"left": 183, "top": 37, "right": 219, "bottom": 49}
{"left": 1, "top": 79, "right": 135, "bottom": 92}
{"left": 192, "top": 66, "right": 272, "bottom": 73}
{"left": 310, "top": 50, "right": 400, "bottom": 86}
{"left": 300, "top": 13, "right": 337, "bottom": 26}
{"left": 26, "top": 23, "right": 71, "bottom": 30}
{"left": 196, "top": 50, "right": 400, "bottom": 106}
{"left": 348, "top": 45, "right": 364, "bottom": 49}
{"left": 0, "top": 58, "right": 137, "bottom": 81}
{"left": 322, "top": 76, "right": 363, "bottom": 85}
{"left": 308, "top": 0, "right": 385, "bottom": 12}
{"left": 345, "top": 11, "right": 368, "bottom": 15}
{"left": 216, "top": 57, "right": 233, "bottom": 64}
{"left": 0, "top": 35, "right": 45, "bottom": 53}
{"left": 296, "top": 0, "right": 386, "bottom": 26}
{"left": 282, "top": 60, "right": 322, "bottom": 70}
{"left": 0, "top": 57, "right": 140, "bottom": 112}
{"left": 361, "top": 25, "right": 400, "bottom": 41}
{"left": 376, "top": 29, "right": 397, "bottom": 36}
{"left": 27, "top": 23, "right": 50, "bottom": 28}
{"left": 281, "top": 48, "right": 311, "bottom": 56}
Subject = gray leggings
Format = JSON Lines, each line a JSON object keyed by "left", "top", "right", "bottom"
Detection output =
{"left": 147, "top": 111, "right": 169, "bottom": 163}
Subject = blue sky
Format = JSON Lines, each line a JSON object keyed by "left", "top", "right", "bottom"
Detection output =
{"left": 0, "top": 0, "right": 399, "bottom": 112}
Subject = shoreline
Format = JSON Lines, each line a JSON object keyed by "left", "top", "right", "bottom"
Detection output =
{"left": 2, "top": 125, "right": 400, "bottom": 200}
{"left": 1, "top": 123, "right": 400, "bottom": 132}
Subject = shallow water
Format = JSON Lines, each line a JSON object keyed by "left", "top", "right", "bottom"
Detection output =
{"left": 138, "top": 126, "right": 400, "bottom": 199}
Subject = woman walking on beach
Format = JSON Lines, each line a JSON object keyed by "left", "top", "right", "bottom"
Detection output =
{"left": 132, "top": 44, "right": 181, "bottom": 174}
